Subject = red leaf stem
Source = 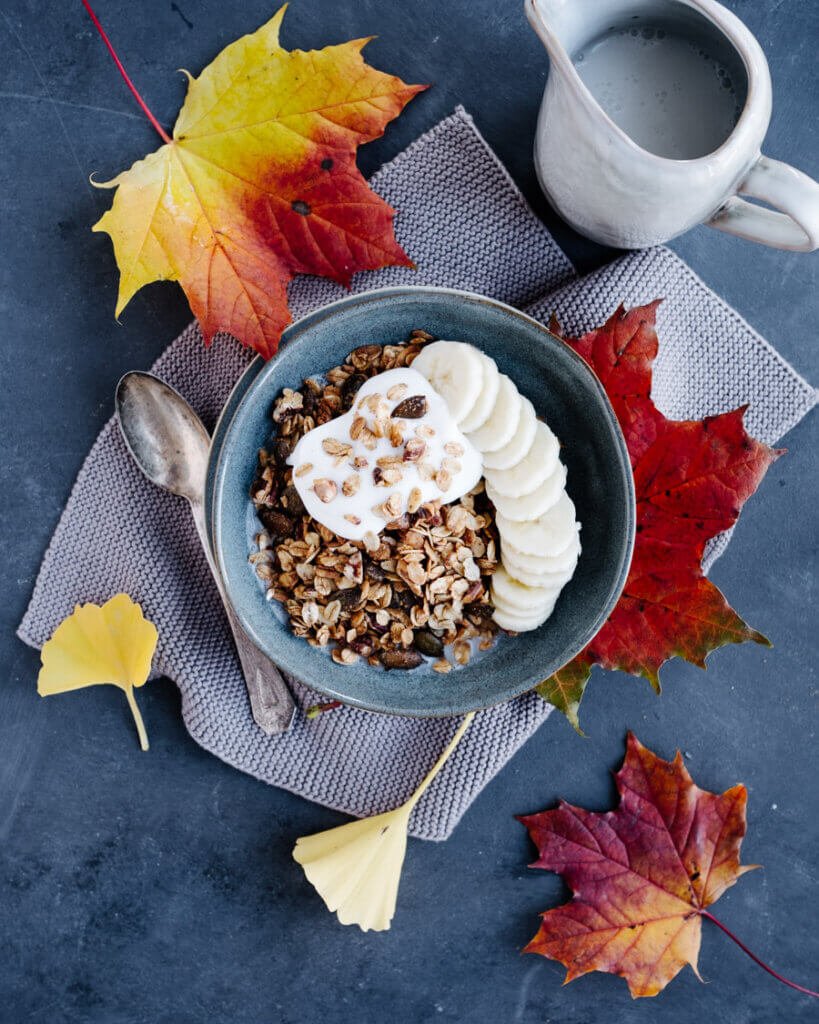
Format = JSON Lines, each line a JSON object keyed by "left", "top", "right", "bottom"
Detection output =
{"left": 81, "top": 0, "right": 172, "bottom": 144}
{"left": 701, "top": 910, "right": 819, "bottom": 998}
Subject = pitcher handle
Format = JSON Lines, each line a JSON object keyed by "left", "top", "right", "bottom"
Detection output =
{"left": 706, "top": 155, "right": 819, "bottom": 252}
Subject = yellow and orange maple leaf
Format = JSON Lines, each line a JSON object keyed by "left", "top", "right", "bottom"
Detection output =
{"left": 93, "top": 6, "right": 426, "bottom": 358}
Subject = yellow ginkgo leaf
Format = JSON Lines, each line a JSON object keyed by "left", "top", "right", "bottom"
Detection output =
{"left": 37, "top": 594, "right": 158, "bottom": 751}
{"left": 293, "top": 711, "right": 475, "bottom": 931}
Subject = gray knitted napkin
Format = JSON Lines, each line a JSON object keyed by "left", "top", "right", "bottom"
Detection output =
{"left": 18, "top": 107, "right": 816, "bottom": 841}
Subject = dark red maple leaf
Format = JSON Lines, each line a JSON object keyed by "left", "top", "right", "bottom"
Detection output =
{"left": 518, "top": 732, "right": 755, "bottom": 997}
{"left": 518, "top": 733, "right": 819, "bottom": 1000}
{"left": 538, "top": 303, "right": 782, "bottom": 728}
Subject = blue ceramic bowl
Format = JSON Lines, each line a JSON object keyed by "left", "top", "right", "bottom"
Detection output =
{"left": 208, "top": 287, "right": 635, "bottom": 717}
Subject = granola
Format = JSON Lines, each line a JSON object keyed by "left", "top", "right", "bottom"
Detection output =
{"left": 249, "top": 334, "right": 499, "bottom": 670}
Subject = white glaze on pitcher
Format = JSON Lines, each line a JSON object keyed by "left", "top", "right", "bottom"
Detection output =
{"left": 526, "top": 0, "right": 819, "bottom": 251}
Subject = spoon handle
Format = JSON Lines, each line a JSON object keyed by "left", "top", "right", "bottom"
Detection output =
{"left": 222, "top": 601, "right": 297, "bottom": 734}
{"left": 190, "top": 498, "right": 296, "bottom": 734}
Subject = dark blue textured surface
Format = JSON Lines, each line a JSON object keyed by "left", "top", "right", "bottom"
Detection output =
{"left": 0, "top": 1, "right": 816, "bottom": 1021}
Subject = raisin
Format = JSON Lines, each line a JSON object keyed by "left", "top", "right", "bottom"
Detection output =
{"left": 280, "top": 484, "right": 306, "bottom": 517}
{"left": 272, "top": 436, "right": 294, "bottom": 464}
{"left": 258, "top": 508, "right": 294, "bottom": 538}
{"left": 363, "top": 557, "right": 385, "bottom": 582}
{"left": 391, "top": 587, "right": 417, "bottom": 613}
{"left": 301, "top": 388, "right": 316, "bottom": 416}
{"left": 340, "top": 373, "right": 367, "bottom": 411}
{"left": 328, "top": 586, "right": 363, "bottom": 611}
{"left": 465, "top": 601, "right": 494, "bottom": 621}
{"left": 391, "top": 395, "right": 427, "bottom": 419}
{"left": 381, "top": 648, "right": 423, "bottom": 670}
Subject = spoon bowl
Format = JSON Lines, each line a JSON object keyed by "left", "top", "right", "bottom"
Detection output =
{"left": 115, "top": 370, "right": 296, "bottom": 734}
{"left": 116, "top": 371, "right": 210, "bottom": 501}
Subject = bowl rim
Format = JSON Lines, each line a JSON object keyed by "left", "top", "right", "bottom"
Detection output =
{"left": 207, "top": 285, "right": 636, "bottom": 716}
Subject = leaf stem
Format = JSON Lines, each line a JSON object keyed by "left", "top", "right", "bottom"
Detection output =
{"left": 701, "top": 910, "right": 818, "bottom": 998}
{"left": 124, "top": 686, "right": 150, "bottom": 751}
{"left": 305, "top": 700, "right": 343, "bottom": 720}
{"left": 80, "top": 0, "right": 172, "bottom": 144}
{"left": 407, "top": 711, "right": 475, "bottom": 811}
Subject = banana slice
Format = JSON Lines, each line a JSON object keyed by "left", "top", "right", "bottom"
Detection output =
{"left": 501, "top": 547, "right": 577, "bottom": 590}
{"left": 467, "top": 374, "right": 521, "bottom": 453}
{"left": 492, "top": 604, "right": 555, "bottom": 633}
{"left": 484, "top": 420, "right": 561, "bottom": 497}
{"left": 482, "top": 395, "right": 537, "bottom": 470}
{"left": 486, "top": 461, "right": 567, "bottom": 522}
{"left": 459, "top": 352, "right": 500, "bottom": 433}
{"left": 491, "top": 565, "right": 560, "bottom": 612}
{"left": 497, "top": 491, "right": 578, "bottom": 557}
{"left": 502, "top": 529, "right": 581, "bottom": 575}
{"left": 411, "top": 341, "right": 484, "bottom": 425}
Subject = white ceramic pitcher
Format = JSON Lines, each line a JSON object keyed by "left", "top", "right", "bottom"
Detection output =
{"left": 526, "top": 0, "right": 819, "bottom": 251}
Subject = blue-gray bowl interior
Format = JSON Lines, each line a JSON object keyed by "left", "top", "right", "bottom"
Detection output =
{"left": 210, "top": 287, "right": 635, "bottom": 717}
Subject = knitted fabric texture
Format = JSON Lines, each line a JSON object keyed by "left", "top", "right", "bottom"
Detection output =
{"left": 18, "top": 107, "right": 817, "bottom": 840}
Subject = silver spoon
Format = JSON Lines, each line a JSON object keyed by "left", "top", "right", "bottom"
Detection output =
{"left": 115, "top": 371, "right": 296, "bottom": 734}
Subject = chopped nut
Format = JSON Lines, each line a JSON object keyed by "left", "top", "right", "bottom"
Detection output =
{"left": 344, "top": 513, "right": 361, "bottom": 526}
{"left": 403, "top": 438, "right": 426, "bottom": 463}
{"left": 392, "top": 395, "right": 428, "bottom": 419}
{"left": 446, "top": 506, "right": 470, "bottom": 535}
{"left": 435, "top": 468, "right": 452, "bottom": 492}
{"left": 322, "top": 438, "right": 352, "bottom": 458}
{"left": 294, "top": 462, "right": 313, "bottom": 478}
{"left": 313, "top": 478, "right": 337, "bottom": 503}
{"left": 453, "top": 640, "right": 470, "bottom": 665}
{"left": 359, "top": 427, "right": 378, "bottom": 450}
{"left": 352, "top": 455, "right": 369, "bottom": 469}
{"left": 272, "top": 388, "right": 303, "bottom": 422}
{"left": 444, "top": 442, "right": 465, "bottom": 457}
{"left": 463, "top": 556, "right": 481, "bottom": 581}
{"left": 406, "top": 562, "right": 426, "bottom": 586}
{"left": 407, "top": 487, "right": 422, "bottom": 514}
{"left": 388, "top": 420, "right": 405, "bottom": 447}
{"left": 332, "top": 647, "right": 359, "bottom": 665}
{"left": 384, "top": 493, "right": 403, "bottom": 518}
{"left": 342, "top": 474, "right": 361, "bottom": 497}
{"left": 387, "top": 383, "right": 408, "bottom": 401}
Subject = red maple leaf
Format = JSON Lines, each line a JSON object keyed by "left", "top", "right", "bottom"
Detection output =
{"left": 518, "top": 733, "right": 755, "bottom": 997}
{"left": 518, "top": 733, "right": 818, "bottom": 1000}
{"left": 539, "top": 303, "right": 782, "bottom": 727}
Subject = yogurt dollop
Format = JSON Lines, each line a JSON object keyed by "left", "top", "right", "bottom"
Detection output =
{"left": 288, "top": 367, "right": 482, "bottom": 542}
